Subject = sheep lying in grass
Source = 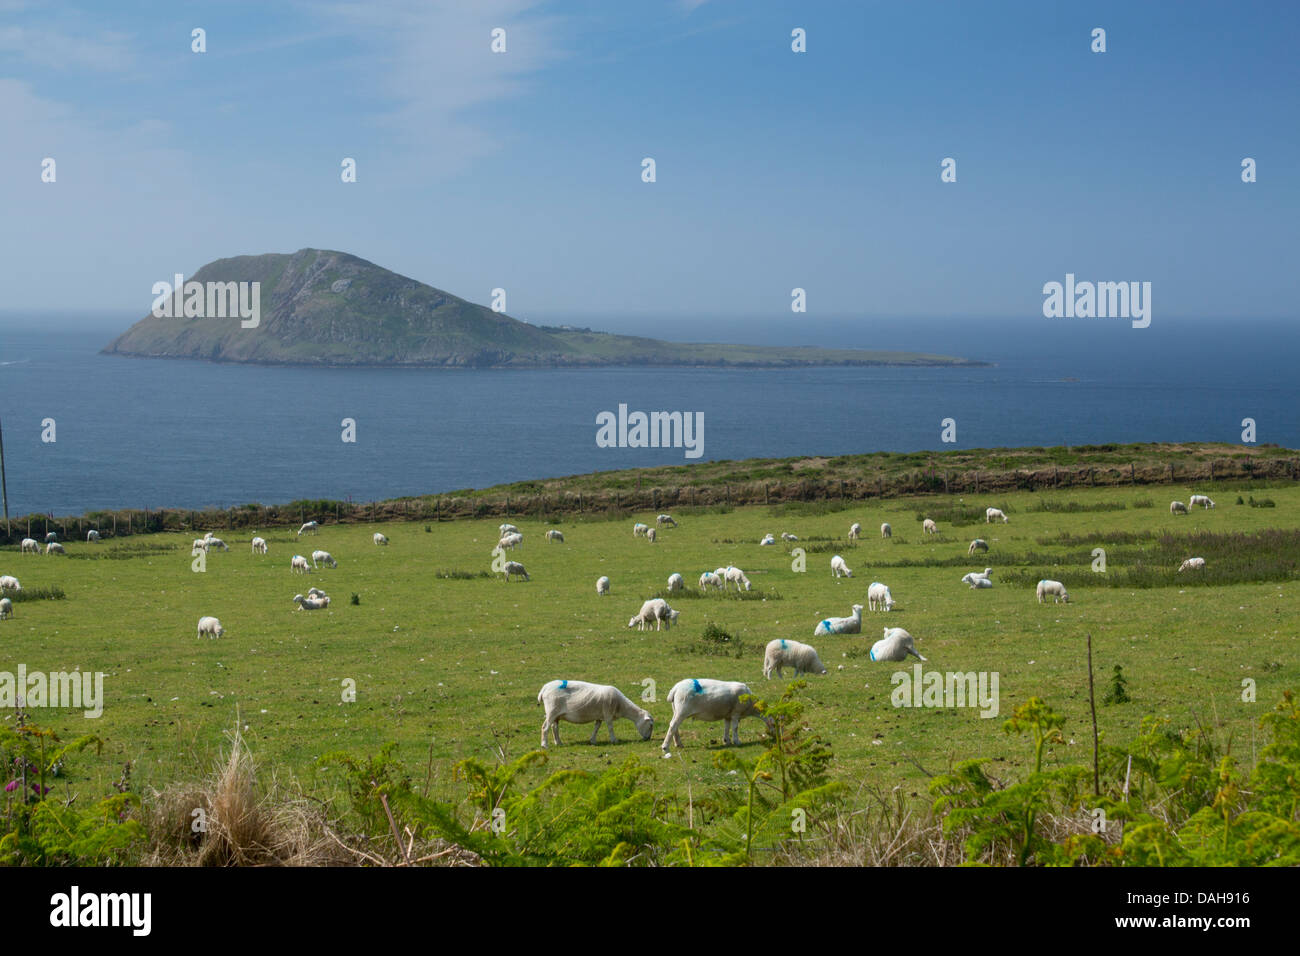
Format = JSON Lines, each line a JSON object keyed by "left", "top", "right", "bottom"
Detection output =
{"left": 867, "top": 582, "right": 896, "bottom": 611}
{"left": 311, "top": 550, "right": 337, "bottom": 569}
{"left": 830, "top": 554, "right": 853, "bottom": 579}
{"left": 373, "top": 533, "right": 389, "bottom": 546}
{"left": 922, "top": 518, "right": 937, "bottom": 534}
{"left": 545, "top": 529, "right": 564, "bottom": 543}
{"left": 87, "top": 529, "right": 100, "bottom": 542}
{"left": 0, "top": 575, "right": 20, "bottom": 591}
{"left": 291, "top": 555, "right": 310, "bottom": 574}
{"left": 814, "top": 604, "right": 863, "bottom": 636}
{"left": 1036, "top": 579, "right": 1070, "bottom": 603}
{"left": 197, "top": 616, "right": 224, "bottom": 639}
{"left": 501, "top": 561, "right": 530, "bottom": 582}
{"left": 293, "top": 593, "right": 330, "bottom": 610}
{"left": 1189, "top": 494, "right": 1215, "bottom": 509}
{"left": 724, "top": 566, "right": 752, "bottom": 592}
{"left": 537, "top": 680, "right": 654, "bottom": 747}
{"left": 46, "top": 542, "right": 65, "bottom": 555}
{"left": 251, "top": 537, "right": 269, "bottom": 554}
{"left": 0, "top": 598, "right": 11, "bottom": 620}
{"left": 307, "top": 587, "right": 328, "bottom": 599}
{"left": 781, "top": 532, "right": 798, "bottom": 542}
{"left": 628, "top": 598, "right": 679, "bottom": 631}
{"left": 848, "top": 522, "right": 861, "bottom": 541}
{"left": 871, "top": 627, "right": 926, "bottom": 662}
{"left": 986, "top": 507, "right": 1009, "bottom": 523}
{"left": 962, "top": 573, "right": 994, "bottom": 589}
{"left": 596, "top": 575, "right": 610, "bottom": 596}
{"left": 662, "top": 678, "right": 774, "bottom": 752}
{"left": 1170, "top": 501, "right": 1189, "bottom": 515}
{"left": 297, "top": 521, "right": 319, "bottom": 538}
{"left": 760, "top": 533, "right": 776, "bottom": 546}
{"left": 667, "top": 573, "right": 684, "bottom": 592}
{"left": 21, "top": 538, "right": 40, "bottom": 555}
{"left": 633, "top": 522, "right": 649, "bottom": 537}
{"left": 763, "top": 639, "right": 827, "bottom": 679}
{"left": 699, "top": 571, "right": 723, "bottom": 590}
{"left": 656, "top": 514, "right": 677, "bottom": 527}
{"left": 969, "top": 538, "right": 989, "bottom": 556}
{"left": 881, "top": 522, "right": 892, "bottom": 538}
{"left": 1178, "top": 557, "right": 1206, "bottom": 572}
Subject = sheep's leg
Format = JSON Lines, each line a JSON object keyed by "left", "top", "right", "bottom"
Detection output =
{"left": 551, "top": 722, "right": 562, "bottom": 746}
{"left": 662, "top": 716, "right": 684, "bottom": 751}
{"left": 541, "top": 719, "right": 551, "bottom": 748}
{"left": 607, "top": 721, "right": 618, "bottom": 744}
{"left": 589, "top": 721, "right": 601, "bottom": 744}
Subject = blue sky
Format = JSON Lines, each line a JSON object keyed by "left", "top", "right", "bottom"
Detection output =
{"left": 1, "top": 0, "right": 1296, "bottom": 329}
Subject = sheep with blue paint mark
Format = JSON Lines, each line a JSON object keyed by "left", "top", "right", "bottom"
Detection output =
{"left": 867, "top": 582, "right": 896, "bottom": 611}
{"left": 763, "top": 638, "right": 827, "bottom": 679}
{"left": 699, "top": 571, "right": 723, "bottom": 590}
{"left": 813, "top": 603, "right": 863, "bottom": 636}
{"left": 662, "top": 678, "right": 774, "bottom": 752}
{"left": 870, "top": 627, "right": 926, "bottom": 662}
{"left": 537, "top": 679, "right": 654, "bottom": 747}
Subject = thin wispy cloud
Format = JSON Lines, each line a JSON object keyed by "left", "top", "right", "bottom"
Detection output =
{"left": 0, "top": 24, "right": 133, "bottom": 72}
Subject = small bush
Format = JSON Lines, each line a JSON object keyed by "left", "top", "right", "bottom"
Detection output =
{"left": 350, "top": 593, "right": 360, "bottom": 606}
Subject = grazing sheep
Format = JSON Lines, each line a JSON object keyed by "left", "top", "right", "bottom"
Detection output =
{"left": 969, "top": 538, "right": 989, "bottom": 556}
{"left": 760, "top": 533, "right": 776, "bottom": 546}
{"left": 986, "top": 508, "right": 1009, "bottom": 524}
{"left": 830, "top": 554, "right": 853, "bottom": 579}
{"left": 848, "top": 522, "right": 862, "bottom": 541}
{"left": 1170, "top": 501, "right": 1189, "bottom": 515}
{"left": 191, "top": 538, "right": 209, "bottom": 554}
{"left": 962, "top": 573, "right": 994, "bottom": 589}
{"left": 667, "top": 573, "right": 684, "bottom": 592}
{"left": 311, "top": 550, "right": 337, "bottom": 569}
{"left": 781, "top": 532, "right": 798, "bottom": 542}
{"left": 763, "top": 639, "right": 827, "bottom": 679}
{"left": 20, "top": 538, "right": 40, "bottom": 555}
{"left": 633, "top": 522, "right": 649, "bottom": 537}
{"left": 922, "top": 519, "right": 937, "bottom": 535}
{"left": 293, "top": 593, "right": 330, "bottom": 610}
{"left": 881, "top": 522, "right": 892, "bottom": 539}
{"left": 656, "top": 514, "right": 677, "bottom": 527}
{"left": 499, "top": 523, "right": 519, "bottom": 535}
{"left": 724, "top": 566, "right": 752, "bottom": 592}
{"left": 699, "top": 571, "right": 723, "bottom": 590}
{"left": 1036, "top": 579, "right": 1070, "bottom": 604}
{"left": 45, "top": 532, "right": 57, "bottom": 543}
{"left": 813, "top": 604, "right": 864, "bottom": 636}
{"left": 296, "top": 521, "right": 319, "bottom": 538}
{"left": 501, "top": 561, "right": 530, "bottom": 582}
{"left": 251, "top": 537, "right": 269, "bottom": 554}
{"left": 0, "top": 598, "right": 11, "bottom": 620}
{"left": 205, "top": 537, "right": 230, "bottom": 552}
{"left": 197, "top": 616, "right": 224, "bottom": 639}
{"left": 545, "top": 529, "right": 565, "bottom": 543}
{"left": 537, "top": 680, "right": 654, "bottom": 747}
{"left": 646, "top": 527, "right": 657, "bottom": 544}
{"left": 1178, "top": 557, "right": 1206, "bottom": 572}
{"left": 202, "top": 532, "right": 215, "bottom": 542}
{"left": 0, "top": 575, "right": 20, "bottom": 591}
{"left": 45, "top": 542, "right": 65, "bottom": 555}
{"left": 596, "top": 575, "right": 611, "bottom": 596}
{"left": 87, "top": 529, "right": 100, "bottom": 542}
{"left": 628, "top": 598, "right": 679, "bottom": 631}
{"left": 291, "top": 555, "right": 310, "bottom": 574}
{"left": 662, "top": 678, "right": 774, "bottom": 751}
{"left": 870, "top": 627, "right": 926, "bottom": 662}
{"left": 373, "top": 533, "right": 389, "bottom": 546}
{"left": 1189, "top": 494, "right": 1216, "bottom": 510}
{"left": 867, "top": 582, "right": 896, "bottom": 612}
{"left": 497, "top": 532, "right": 523, "bottom": 551}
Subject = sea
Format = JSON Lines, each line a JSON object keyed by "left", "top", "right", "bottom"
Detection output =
{"left": 0, "top": 315, "right": 1295, "bottom": 516}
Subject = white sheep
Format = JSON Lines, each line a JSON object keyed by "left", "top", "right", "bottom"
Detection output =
{"left": 646, "top": 527, "right": 657, "bottom": 543}
{"left": 867, "top": 582, "right": 896, "bottom": 611}
{"left": 87, "top": 529, "right": 100, "bottom": 542}
{"left": 307, "top": 587, "right": 329, "bottom": 599}
{"left": 1178, "top": 557, "right": 1206, "bottom": 572}
{"left": 499, "top": 523, "right": 519, "bottom": 534}
{"left": 251, "top": 536, "right": 269, "bottom": 554}
{"left": 20, "top": 538, "right": 39, "bottom": 555}
{"left": 881, "top": 522, "right": 892, "bottom": 538}
{"left": 969, "top": 538, "right": 989, "bottom": 555}
{"left": 191, "top": 538, "right": 209, "bottom": 554}
{"left": 202, "top": 532, "right": 215, "bottom": 542}
{"left": 373, "top": 532, "right": 389, "bottom": 546}
{"left": 781, "top": 532, "right": 798, "bottom": 542}
{"left": 545, "top": 529, "right": 565, "bottom": 543}
{"left": 922, "top": 518, "right": 937, "bottom": 534}
{"left": 497, "top": 532, "right": 523, "bottom": 551}
{"left": 537, "top": 680, "right": 654, "bottom": 747}
{"left": 662, "top": 678, "right": 773, "bottom": 751}
{"left": 0, "top": 575, "right": 20, "bottom": 591}
{"left": 986, "top": 507, "right": 1009, "bottom": 523}
{"left": 1170, "top": 501, "right": 1189, "bottom": 515}
{"left": 296, "top": 521, "right": 319, "bottom": 538}
{"left": 830, "top": 554, "right": 853, "bottom": 579}
{"left": 0, "top": 598, "right": 11, "bottom": 620}
{"left": 197, "top": 616, "right": 224, "bottom": 639}
{"left": 311, "top": 550, "right": 338, "bottom": 569}
{"left": 628, "top": 598, "right": 679, "bottom": 631}
{"left": 633, "top": 522, "right": 649, "bottom": 537}
{"left": 45, "top": 542, "right": 65, "bottom": 555}
{"left": 206, "top": 536, "right": 230, "bottom": 552}
{"left": 45, "top": 532, "right": 57, "bottom": 543}
{"left": 1189, "top": 494, "right": 1215, "bottom": 510}
{"left": 293, "top": 593, "right": 330, "bottom": 610}
{"left": 501, "top": 560, "right": 530, "bottom": 582}
{"left": 699, "top": 571, "right": 723, "bottom": 590}
{"left": 291, "top": 555, "right": 310, "bottom": 574}
{"left": 813, "top": 604, "right": 863, "bottom": 636}
{"left": 596, "top": 575, "right": 611, "bottom": 596}
{"left": 759, "top": 533, "right": 776, "bottom": 546}
{"left": 870, "top": 627, "right": 926, "bottom": 662}
{"left": 667, "top": 573, "right": 684, "bottom": 592}
{"left": 656, "top": 514, "right": 677, "bottom": 527}
{"left": 848, "top": 522, "right": 861, "bottom": 541}
{"left": 763, "top": 639, "right": 827, "bottom": 679}
{"left": 724, "top": 566, "right": 751, "bottom": 591}
{"left": 962, "top": 573, "right": 994, "bottom": 589}
{"left": 1036, "top": 579, "right": 1070, "bottom": 604}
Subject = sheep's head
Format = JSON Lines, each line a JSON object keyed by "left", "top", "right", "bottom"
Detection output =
{"left": 635, "top": 711, "right": 655, "bottom": 740}
{"left": 627, "top": 617, "right": 639, "bottom": 629}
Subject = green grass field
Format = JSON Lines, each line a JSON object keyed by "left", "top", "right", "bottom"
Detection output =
{"left": 4, "top": 483, "right": 1298, "bottom": 825}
